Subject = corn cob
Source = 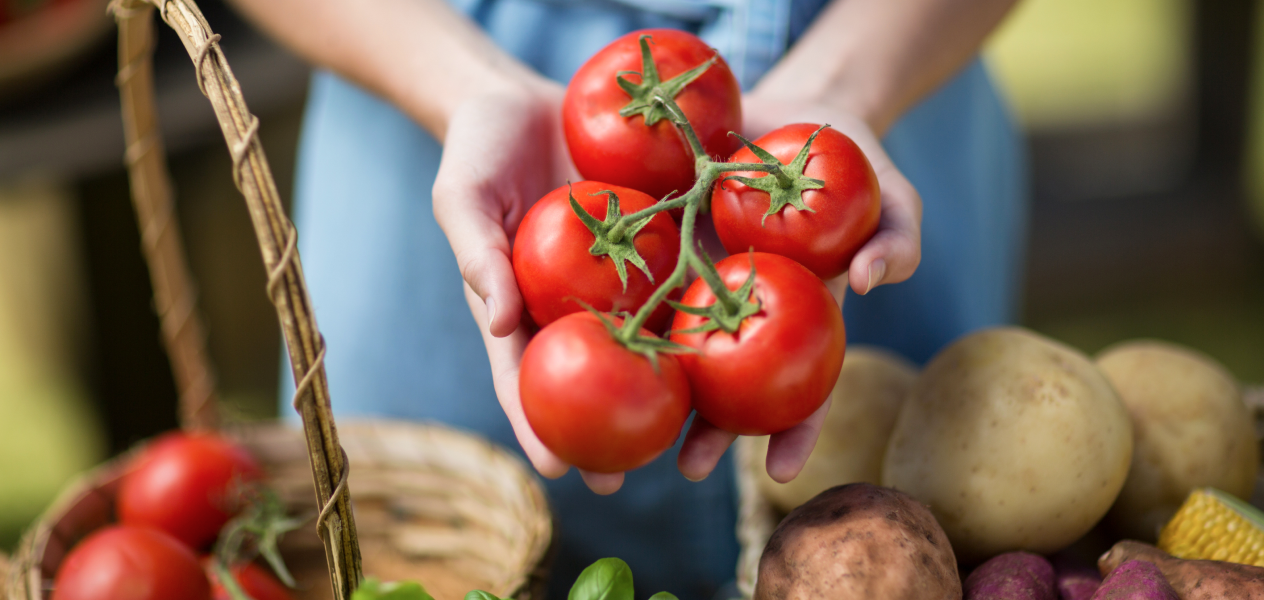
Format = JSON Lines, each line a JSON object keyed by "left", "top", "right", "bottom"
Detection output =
{"left": 1158, "top": 488, "right": 1264, "bottom": 567}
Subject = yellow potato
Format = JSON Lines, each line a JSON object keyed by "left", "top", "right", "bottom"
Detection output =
{"left": 881, "top": 327, "right": 1133, "bottom": 564}
{"left": 1097, "top": 340, "right": 1259, "bottom": 541}
{"left": 749, "top": 346, "right": 917, "bottom": 512}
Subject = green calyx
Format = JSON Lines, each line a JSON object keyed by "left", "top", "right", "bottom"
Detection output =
{"left": 617, "top": 34, "right": 718, "bottom": 127}
{"left": 723, "top": 124, "right": 829, "bottom": 225}
{"left": 668, "top": 252, "right": 761, "bottom": 335}
{"left": 569, "top": 186, "right": 657, "bottom": 292}
{"left": 574, "top": 299, "right": 691, "bottom": 370}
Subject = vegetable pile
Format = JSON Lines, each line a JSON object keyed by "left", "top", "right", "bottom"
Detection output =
{"left": 515, "top": 28, "right": 879, "bottom": 472}
{"left": 745, "top": 329, "right": 1264, "bottom": 600}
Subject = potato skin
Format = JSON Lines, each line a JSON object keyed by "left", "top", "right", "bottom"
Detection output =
{"left": 882, "top": 327, "right": 1133, "bottom": 564}
{"left": 755, "top": 483, "right": 960, "bottom": 600}
{"left": 751, "top": 347, "right": 918, "bottom": 512}
{"left": 962, "top": 552, "right": 1055, "bottom": 600}
{"left": 1098, "top": 541, "right": 1264, "bottom": 600}
{"left": 1096, "top": 340, "right": 1259, "bottom": 541}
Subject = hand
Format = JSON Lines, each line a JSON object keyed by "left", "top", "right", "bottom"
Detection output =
{"left": 675, "top": 94, "right": 924, "bottom": 484}
{"left": 432, "top": 82, "right": 626, "bottom": 494}
{"left": 742, "top": 93, "right": 923, "bottom": 297}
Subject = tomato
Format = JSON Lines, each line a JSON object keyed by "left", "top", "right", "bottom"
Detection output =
{"left": 563, "top": 29, "right": 742, "bottom": 201}
{"left": 669, "top": 252, "right": 845, "bottom": 435}
{"left": 206, "top": 559, "right": 295, "bottom": 600}
{"left": 513, "top": 181, "right": 680, "bottom": 331}
{"left": 52, "top": 525, "right": 211, "bottom": 600}
{"left": 519, "top": 312, "right": 692, "bottom": 473}
{"left": 712, "top": 123, "right": 881, "bottom": 280}
{"left": 117, "top": 431, "right": 263, "bottom": 550}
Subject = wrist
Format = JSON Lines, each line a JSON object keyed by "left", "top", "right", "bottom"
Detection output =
{"left": 748, "top": 62, "right": 895, "bottom": 137}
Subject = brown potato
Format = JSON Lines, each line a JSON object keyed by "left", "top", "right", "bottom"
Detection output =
{"left": 750, "top": 347, "right": 918, "bottom": 512}
{"left": 1096, "top": 340, "right": 1260, "bottom": 540}
{"left": 755, "top": 483, "right": 960, "bottom": 600}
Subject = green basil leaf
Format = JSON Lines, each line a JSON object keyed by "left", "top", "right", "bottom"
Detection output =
{"left": 569, "top": 558, "right": 634, "bottom": 600}
{"left": 465, "top": 591, "right": 503, "bottom": 600}
{"left": 647, "top": 593, "right": 679, "bottom": 600}
{"left": 351, "top": 578, "right": 435, "bottom": 600}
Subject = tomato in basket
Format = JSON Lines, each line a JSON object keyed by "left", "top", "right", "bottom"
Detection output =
{"left": 52, "top": 525, "right": 211, "bottom": 600}
{"left": 117, "top": 431, "right": 263, "bottom": 549}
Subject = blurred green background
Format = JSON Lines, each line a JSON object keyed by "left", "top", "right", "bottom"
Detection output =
{"left": 0, "top": 0, "right": 1262, "bottom": 552}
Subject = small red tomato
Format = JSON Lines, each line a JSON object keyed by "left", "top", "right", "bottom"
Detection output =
{"left": 513, "top": 181, "right": 680, "bottom": 331}
{"left": 564, "top": 29, "right": 742, "bottom": 200}
{"left": 670, "top": 253, "right": 845, "bottom": 435}
{"left": 52, "top": 525, "right": 211, "bottom": 600}
{"left": 712, "top": 124, "right": 880, "bottom": 280}
{"left": 520, "top": 312, "right": 692, "bottom": 473}
{"left": 205, "top": 559, "right": 295, "bottom": 600}
{"left": 117, "top": 431, "right": 263, "bottom": 549}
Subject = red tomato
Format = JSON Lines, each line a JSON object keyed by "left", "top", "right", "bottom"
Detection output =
{"left": 563, "top": 29, "right": 742, "bottom": 201}
{"left": 519, "top": 312, "right": 692, "bottom": 473}
{"left": 712, "top": 124, "right": 881, "bottom": 280}
{"left": 117, "top": 431, "right": 263, "bottom": 550}
{"left": 513, "top": 181, "right": 680, "bottom": 331}
{"left": 52, "top": 525, "right": 211, "bottom": 600}
{"left": 206, "top": 559, "right": 295, "bottom": 600}
{"left": 669, "top": 253, "right": 845, "bottom": 435}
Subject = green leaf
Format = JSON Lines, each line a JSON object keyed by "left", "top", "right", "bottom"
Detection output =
{"left": 647, "top": 593, "right": 680, "bottom": 600}
{"left": 725, "top": 126, "right": 829, "bottom": 225}
{"left": 569, "top": 558, "right": 635, "bottom": 600}
{"left": 568, "top": 187, "right": 656, "bottom": 292}
{"left": 617, "top": 34, "right": 718, "bottom": 126}
{"left": 464, "top": 591, "right": 503, "bottom": 600}
{"left": 351, "top": 578, "right": 435, "bottom": 600}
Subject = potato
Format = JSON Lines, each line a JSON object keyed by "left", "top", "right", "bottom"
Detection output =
{"left": 755, "top": 483, "right": 960, "bottom": 600}
{"left": 1098, "top": 540, "right": 1264, "bottom": 600}
{"left": 882, "top": 327, "right": 1133, "bottom": 564}
{"left": 749, "top": 346, "right": 918, "bottom": 512}
{"left": 1096, "top": 340, "right": 1259, "bottom": 541}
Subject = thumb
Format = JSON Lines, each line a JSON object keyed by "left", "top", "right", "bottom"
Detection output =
{"left": 433, "top": 182, "right": 524, "bottom": 338}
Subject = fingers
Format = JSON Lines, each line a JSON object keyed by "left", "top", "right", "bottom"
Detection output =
{"left": 433, "top": 144, "right": 525, "bottom": 340}
{"left": 579, "top": 470, "right": 625, "bottom": 495}
{"left": 764, "top": 395, "right": 831, "bottom": 483}
{"left": 849, "top": 170, "right": 922, "bottom": 295}
{"left": 463, "top": 284, "right": 569, "bottom": 479}
{"left": 677, "top": 415, "right": 738, "bottom": 481}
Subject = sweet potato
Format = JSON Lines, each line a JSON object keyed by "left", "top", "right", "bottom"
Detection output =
{"left": 754, "top": 483, "right": 960, "bottom": 600}
{"left": 1051, "top": 553, "right": 1101, "bottom": 600}
{"left": 1097, "top": 541, "right": 1264, "bottom": 600}
{"left": 963, "top": 552, "right": 1056, "bottom": 600}
{"left": 1090, "top": 560, "right": 1177, "bottom": 599}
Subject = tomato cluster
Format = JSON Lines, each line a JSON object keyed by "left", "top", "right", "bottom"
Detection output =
{"left": 514, "top": 30, "right": 881, "bottom": 473}
{"left": 52, "top": 432, "right": 295, "bottom": 600}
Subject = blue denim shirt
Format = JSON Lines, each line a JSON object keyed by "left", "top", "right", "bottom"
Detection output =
{"left": 286, "top": 1, "right": 1027, "bottom": 598}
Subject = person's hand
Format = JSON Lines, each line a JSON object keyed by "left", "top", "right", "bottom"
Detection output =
{"left": 676, "top": 93, "right": 923, "bottom": 485}
{"left": 432, "top": 80, "right": 628, "bottom": 494}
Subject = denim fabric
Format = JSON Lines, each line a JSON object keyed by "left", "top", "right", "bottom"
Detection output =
{"left": 284, "top": 1, "right": 1027, "bottom": 598}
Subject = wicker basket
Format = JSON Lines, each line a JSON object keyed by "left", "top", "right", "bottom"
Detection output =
{"left": 3, "top": 0, "right": 553, "bottom": 597}
{"left": 5, "top": 422, "right": 553, "bottom": 600}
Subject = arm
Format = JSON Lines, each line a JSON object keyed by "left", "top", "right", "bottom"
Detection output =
{"left": 224, "top": 0, "right": 544, "bottom": 140}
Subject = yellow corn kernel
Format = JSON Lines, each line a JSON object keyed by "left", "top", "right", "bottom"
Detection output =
{"left": 1159, "top": 488, "right": 1264, "bottom": 568}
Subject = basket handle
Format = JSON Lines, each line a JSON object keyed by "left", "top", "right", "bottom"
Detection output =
{"left": 110, "top": 1, "right": 364, "bottom": 598}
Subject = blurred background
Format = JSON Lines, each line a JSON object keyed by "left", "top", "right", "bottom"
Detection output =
{"left": 0, "top": 0, "right": 1261, "bottom": 551}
